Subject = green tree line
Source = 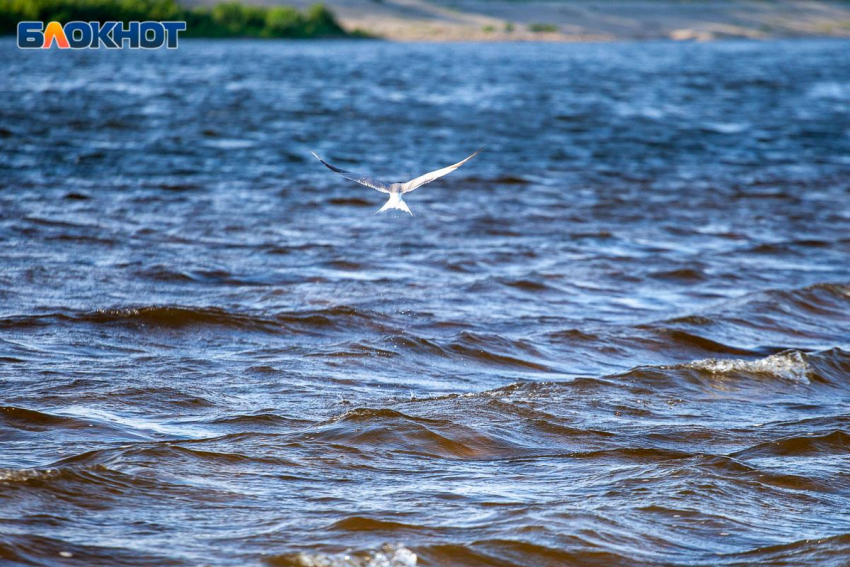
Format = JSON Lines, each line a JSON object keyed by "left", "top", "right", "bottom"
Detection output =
{"left": 0, "top": 0, "right": 354, "bottom": 38}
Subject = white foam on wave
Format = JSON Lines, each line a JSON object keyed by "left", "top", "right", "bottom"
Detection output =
{"left": 684, "top": 351, "right": 811, "bottom": 383}
{"left": 0, "top": 468, "right": 60, "bottom": 483}
{"left": 287, "top": 544, "right": 417, "bottom": 567}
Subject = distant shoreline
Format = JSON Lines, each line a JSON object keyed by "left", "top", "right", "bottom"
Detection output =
{"left": 3, "top": 0, "right": 850, "bottom": 41}
{"left": 182, "top": 0, "right": 850, "bottom": 42}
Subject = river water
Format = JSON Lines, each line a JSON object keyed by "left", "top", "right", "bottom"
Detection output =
{"left": 1, "top": 38, "right": 850, "bottom": 566}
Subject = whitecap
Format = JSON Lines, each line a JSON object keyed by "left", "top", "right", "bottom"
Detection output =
{"left": 287, "top": 544, "right": 417, "bottom": 567}
{"left": 684, "top": 351, "right": 811, "bottom": 383}
{"left": 0, "top": 468, "right": 60, "bottom": 482}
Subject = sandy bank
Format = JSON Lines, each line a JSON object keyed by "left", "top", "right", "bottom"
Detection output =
{"left": 182, "top": 0, "right": 850, "bottom": 41}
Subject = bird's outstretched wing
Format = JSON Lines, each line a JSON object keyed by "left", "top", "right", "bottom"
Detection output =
{"left": 401, "top": 148, "right": 482, "bottom": 194}
{"left": 311, "top": 152, "right": 390, "bottom": 193}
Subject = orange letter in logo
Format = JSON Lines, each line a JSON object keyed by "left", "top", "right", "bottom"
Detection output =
{"left": 43, "top": 22, "right": 70, "bottom": 49}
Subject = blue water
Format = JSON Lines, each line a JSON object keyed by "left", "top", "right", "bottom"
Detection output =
{"left": 1, "top": 39, "right": 850, "bottom": 566}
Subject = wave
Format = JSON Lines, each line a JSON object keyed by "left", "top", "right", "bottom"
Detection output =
{"left": 0, "top": 530, "right": 179, "bottom": 566}
{"left": 85, "top": 306, "right": 277, "bottom": 331}
{"left": 0, "top": 405, "right": 154, "bottom": 445}
{"left": 732, "top": 431, "right": 850, "bottom": 459}
{"left": 682, "top": 351, "right": 813, "bottom": 383}
{"left": 0, "top": 306, "right": 264, "bottom": 331}
{"left": 268, "top": 544, "right": 417, "bottom": 567}
{"left": 210, "top": 413, "right": 302, "bottom": 428}
{"left": 397, "top": 348, "right": 850, "bottom": 419}
{"left": 329, "top": 517, "right": 420, "bottom": 532}
{"left": 0, "top": 305, "right": 389, "bottom": 335}
{"left": 0, "top": 406, "right": 86, "bottom": 431}
{"left": 274, "top": 539, "right": 630, "bottom": 567}
{"left": 1, "top": 282, "right": 845, "bottom": 383}
{"left": 0, "top": 463, "right": 158, "bottom": 497}
{"left": 681, "top": 348, "right": 850, "bottom": 387}
{"left": 619, "top": 348, "right": 850, "bottom": 394}
{"left": 414, "top": 540, "right": 628, "bottom": 567}
{"left": 622, "top": 281, "right": 850, "bottom": 360}
{"left": 137, "top": 266, "right": 307, "bottom": 286}
{"left": 311, "top": 408, "right": 515, "bottom": 459}
{"left": 686, "top": 454, "right": 830, "bottom": 491}
{"left": 0, "top": 467, "right": 64, "bottom": 483}
{"left": 727, "top": 532, "right": 850, "bottom": 563}
{"left": 388, "top": 331, "right": 553, "bottom": 373}
{"left": 656, "top": 329, "right": 781, "bottom": 356}
{"left": 446, "top": 331, "right": 552, "bottom": 371}
{"left": 50, "top": 440, "right": 296, "bottom": 470}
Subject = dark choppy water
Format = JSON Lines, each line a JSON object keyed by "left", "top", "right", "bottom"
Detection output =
{"left": 2, "top": 38, "right": 850, "bottom": 566}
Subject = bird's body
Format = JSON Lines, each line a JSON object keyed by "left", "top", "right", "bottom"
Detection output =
{"left": 311, "top": 149, "right": 482, "bottom": 216}
{"left": 377, "top": 191, "right": 412, "bottom": 215}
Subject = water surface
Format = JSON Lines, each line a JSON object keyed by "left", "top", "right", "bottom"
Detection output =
{"left": 1, "top": 39, "right": 850, "bottom": 566}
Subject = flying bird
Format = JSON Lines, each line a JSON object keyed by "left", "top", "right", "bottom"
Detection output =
{"left": 311, "top": 149, "right": 482, "bottom": 216}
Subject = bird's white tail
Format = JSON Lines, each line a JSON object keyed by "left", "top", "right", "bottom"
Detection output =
{"left": 377, "top": 193, "right": 413, "bottom": 216}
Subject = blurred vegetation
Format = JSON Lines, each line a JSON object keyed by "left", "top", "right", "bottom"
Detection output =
{"left": 528, "top": 22, "right": 557, "bottom": 33}
{"left": 0, "top": 0, "right": 354, "bottom": 38}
